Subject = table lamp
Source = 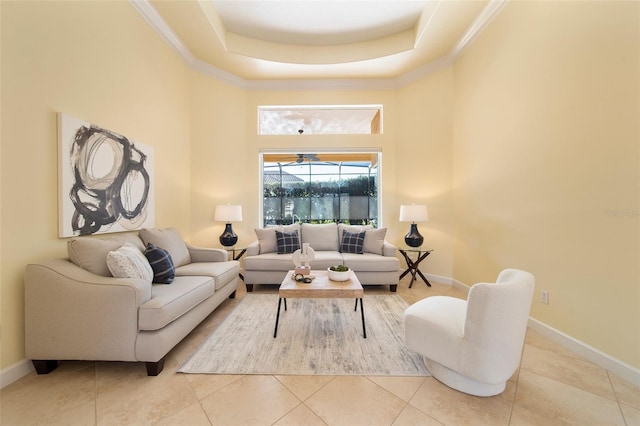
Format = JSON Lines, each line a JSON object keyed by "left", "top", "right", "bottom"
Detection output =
{"left": 215, "top": 204, "right": 242, "bottom": 247}
{"left": 399, "top": 204, "right": 428, "bottom": 247}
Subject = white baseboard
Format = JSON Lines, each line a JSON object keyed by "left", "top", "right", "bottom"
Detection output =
{"left": 527, "top": 318, "right": 640, "bottom": 387}
{"left": 1, "top": 359, "right": 33, "bottom": 389}
{"left": 425, "top": 273, "right": 469, "bottom": 291}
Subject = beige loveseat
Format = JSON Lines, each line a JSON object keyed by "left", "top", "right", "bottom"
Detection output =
{"left": 243, "top": 223, "right": 400, "bottom": 292}
{"left": 25, "top": 228, "right": 239, "bottom": 376}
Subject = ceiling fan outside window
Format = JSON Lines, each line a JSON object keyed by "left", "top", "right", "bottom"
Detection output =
{"left": 258, "top": 105, "right": 382, "bottom": 135}
{"left": 261, "top": 151, "right": 381, "bottom": 227}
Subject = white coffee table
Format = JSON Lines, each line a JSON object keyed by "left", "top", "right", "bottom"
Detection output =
{"left": 274, "top": 269, "right": 366, "bottom": 338}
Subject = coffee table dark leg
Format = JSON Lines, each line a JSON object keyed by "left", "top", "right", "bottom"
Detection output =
{"left": 359, "top": 298, "right": 366, "bottom": 338}
{"left": 274, "top": 298, "right": 283, "bottom": 338}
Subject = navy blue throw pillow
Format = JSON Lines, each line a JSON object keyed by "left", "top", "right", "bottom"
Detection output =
{"left": 143, "top": 243, "right": 175, "bottom": 284}
{"left": 275, "top": 230, "right": 300, "bottom": 254}
{"left": 340, "top": 231, "right": 366, "bottom": 254}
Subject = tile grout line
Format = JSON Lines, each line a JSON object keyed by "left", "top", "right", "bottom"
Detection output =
{"left": 507, "top": 365, "right": 523, "bottom": 425}
{"left": 606, "top": 370, "right": 631, "bottom": 426}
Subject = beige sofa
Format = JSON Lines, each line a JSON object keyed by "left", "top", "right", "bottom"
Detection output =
{"left": 243, "top": 223, "right": 400, "bottom": 292}
{"left": 25, "top": 228, "right": 239, "bottom": 376}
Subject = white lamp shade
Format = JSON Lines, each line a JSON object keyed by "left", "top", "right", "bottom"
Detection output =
{"left": 215, "top": 205, "right": 243, "bottom": 222}
{"left": 399, "top": 204, "right": 428, "bottom": 222}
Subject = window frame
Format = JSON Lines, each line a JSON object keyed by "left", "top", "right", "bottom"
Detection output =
{"left": 259, "top": 149, "right": 383, "bottom": 227}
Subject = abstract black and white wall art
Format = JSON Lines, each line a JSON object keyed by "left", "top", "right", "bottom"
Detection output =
{"left": 58, "top": 113, "right": 155, "bottom": 237}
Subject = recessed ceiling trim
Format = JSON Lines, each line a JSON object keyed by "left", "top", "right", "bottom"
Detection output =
{"left": 196, "top": 0, "right": 228, "bottom": 50}
{"left": 246, "top": 79, "right": 398, "bottom": 91}
{"left": 414, "top": 0, "right": 442, "bottom": 47}
{"left": 226, "top": 30, "right": 415, "bottom": 65}
{"left": 131, "top": 0, "right": 508, "bottom": 90}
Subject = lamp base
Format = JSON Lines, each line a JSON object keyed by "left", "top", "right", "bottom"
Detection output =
{"left": 219, "top": 223, "right": 238, "bottom": 247}
{"left": 404, "top": 223, "right": 424, "bottom": 248}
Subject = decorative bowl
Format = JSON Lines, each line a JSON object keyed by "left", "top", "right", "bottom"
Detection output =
{"left": 327, "top": 267, "right": 351, "bottom": 282}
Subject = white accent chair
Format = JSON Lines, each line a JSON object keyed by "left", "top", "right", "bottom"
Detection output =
{"left": 404, "top": 269, "right": 535, "bottom": 396}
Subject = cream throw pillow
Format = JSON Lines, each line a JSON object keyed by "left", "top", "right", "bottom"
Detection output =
{"left": 301, "top": 223, "right": 339, "bottom": 251}
{"left": 363, "top": 228, "right": 387, "bottom": 255}
{"left": 106, "top": 242, "right": 153, "bottom": 282}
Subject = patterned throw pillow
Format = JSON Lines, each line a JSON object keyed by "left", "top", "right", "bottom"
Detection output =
{"left": 275, "top": 230, "right": 300, "bottom": 254}
{"left": 106, "top": 242, "right": 154, "bottom": 282}
{"left": 143, "top": 243, "right": 175, "bottom": 284}
{"left": 340, "top": 231, "right": 366, "bottom": 254}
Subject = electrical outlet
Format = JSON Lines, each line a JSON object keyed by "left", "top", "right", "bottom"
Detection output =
{"left": 540, "top": 290, "right": 549, "bottom": 305}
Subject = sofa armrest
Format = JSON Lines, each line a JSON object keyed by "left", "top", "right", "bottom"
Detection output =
{"left": 25, "top": 259, "right": 152, "bottom": 362}
{"left": 246, "top": 241, "right": 260, "bottom": 256}
{"left": 382, "top": 241, "right": 397, "bottom": 257}
{"left": 186, "top": 244, "right": 228, "bottom": 262}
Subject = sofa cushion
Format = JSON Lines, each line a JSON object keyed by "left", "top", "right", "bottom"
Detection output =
{"left": 106, "top": 242, "right": 153, "bottom": 282}
{"left": 67, "top": 233, "right": 145, "bottom": 276}
{"left": 243, "top": 252, "right": 297, "bottom": 271}
{"left": 144, "top": 243, "right": 176, "bottom": 284}
{"left": 340, "top": 231, "right": 366, "bottom": 254}
{"left": 255, "top": 228, "right": 277, "bottom": 254}
{"left": 301, "top": 223, "right": 339, "bottom": 251}
{"left": 139, "top": 228, "right": 191, "bottom": 267}
{"left": 276, "top": 230, "right": 300, "bottom": 254}
{"left": 175, "top": 261, "right": 239, "bottom": 291}
{"left": 67, "top": 237, "right": 124, "bottom": 277}
{"left": 309, "top": 251, "right": 344, "bottom": 270}
{"left": 342, "top": 252, "right": 400, "bottom": 272}
{"left": 363, "top": 228, "right": 387, "bottom": 255}
{"left": 138, "top": 276, "right": 214, "bottom": 331}
{"left": 255, "top": 224, "right": 300, "bottom": 254}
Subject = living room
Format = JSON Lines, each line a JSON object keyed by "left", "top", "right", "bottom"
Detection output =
{"left": 1, "top": 0, "right": 638, "bottom": 424}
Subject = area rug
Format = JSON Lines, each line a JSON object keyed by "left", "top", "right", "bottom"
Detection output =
{"left": 179, "top": 294, "right": 429, "bottom": 376}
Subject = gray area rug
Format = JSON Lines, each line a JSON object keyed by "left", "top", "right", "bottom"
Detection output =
{"left": 179, "top": 294, "right": 429, "bottom": 376}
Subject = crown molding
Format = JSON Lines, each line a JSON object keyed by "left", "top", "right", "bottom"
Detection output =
{"left": 129, "top": 0, "right": 195, "bottom": 66}
{"left": 394, "top": 55, "right": 453, "bottom": 87}
{"left": 450, "top": 0, "right": 509, "bottom": 61}
{"left": 191, "top": 58, "right": 249, "bottom": 88}
{"left": 130, "top": 0, "right": 508, "bottom": 91}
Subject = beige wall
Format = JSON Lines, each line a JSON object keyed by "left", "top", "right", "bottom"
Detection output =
{"left": 1, "top": 1, "right": 192, "bottom": 369}
{"left": 452, "top": 1, "right": 639, "bottom": 368}
{"left": 189, "top": 71, "right": 247, "bottom": 247}
{"left": 397, "top": 67, "right": 455, "bottom": 278}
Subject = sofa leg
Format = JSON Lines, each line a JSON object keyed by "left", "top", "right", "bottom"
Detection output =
{"left": 229, "top": 291, "right": 236, "bottom": 299}
{"left": 390, "top": 284, "right": 398, "bottom": 292}
{"left": 246, "top": 284, "right": 254, "bottom": 292}
{"left": 32, "top": 360, "right": 58, "bottom": 374}
{"left": 145, "top": 358, "right": 165, "bottom": 376}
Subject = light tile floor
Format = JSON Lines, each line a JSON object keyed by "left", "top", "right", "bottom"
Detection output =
{"left": 2, "top": 276, "right": 639, "bottom": 425}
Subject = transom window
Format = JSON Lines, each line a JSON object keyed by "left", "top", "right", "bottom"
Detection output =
{"left": 261, "top": 152, "right": 380, "bottom": 226}
{"left": 258, "top": 105, "right": 382, "bottom": 135}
